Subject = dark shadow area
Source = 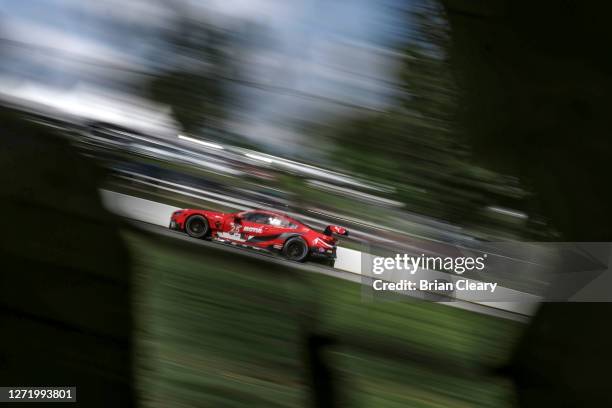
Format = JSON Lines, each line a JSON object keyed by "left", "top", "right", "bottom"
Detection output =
{"left": 443, "top": 1, "right": 612, "bottom": 406}
{"left": 0, "top": 108, "right": 134, "bottom": 406}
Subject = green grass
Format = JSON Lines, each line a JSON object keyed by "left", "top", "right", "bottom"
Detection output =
{"left": 128, "top": 229, "right": 522, "bottom": 407}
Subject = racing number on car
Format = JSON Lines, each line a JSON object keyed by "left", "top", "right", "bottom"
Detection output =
{"left": 223, "top": 222, "right": 264, "bottom": 242}
{"left": 223, "top": 222, "right": 244, "bottom": 241}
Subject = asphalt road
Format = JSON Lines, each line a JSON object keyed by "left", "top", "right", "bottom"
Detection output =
{"left": 129, "top": 219, "right": 531, "bottom": 323}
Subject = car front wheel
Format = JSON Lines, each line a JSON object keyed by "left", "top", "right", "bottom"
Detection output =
{"left": 185, "top": 215, "right": 209, "bottom": 239}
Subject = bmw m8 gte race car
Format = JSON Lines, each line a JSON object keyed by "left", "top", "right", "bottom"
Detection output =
{"left": 169, "top": 208, "right": 348, "bottom": 265}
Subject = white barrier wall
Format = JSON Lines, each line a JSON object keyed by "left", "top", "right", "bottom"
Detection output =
{"left": 101, "top": 190, "right": 179, "bottom": 227}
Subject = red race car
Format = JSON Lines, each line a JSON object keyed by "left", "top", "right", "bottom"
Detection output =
{"left": 169, "top": 208, "right": 348, "bottom": 265}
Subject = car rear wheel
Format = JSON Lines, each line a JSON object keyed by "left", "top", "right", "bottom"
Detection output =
{"left": 283, "top": 237, "right": 309, "bottom": 262}
{"left": 185, "top": 215, "right": 209, "bottom": 239}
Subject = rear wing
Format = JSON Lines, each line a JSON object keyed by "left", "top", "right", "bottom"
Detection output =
{"left": 324, "top": 225, "right": 349, "bottom": 237}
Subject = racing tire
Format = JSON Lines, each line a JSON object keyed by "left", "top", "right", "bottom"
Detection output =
{"left": 185, "top": 215, "right": 209, "bottom": 239}
{"left": 282, "top": 237, "right": 309, "bottom": 262}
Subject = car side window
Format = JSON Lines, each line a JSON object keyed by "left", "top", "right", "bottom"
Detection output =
{"left": 268, "top": 216, "right": 283, "bottom": 227}
{"left": 242, "top": 212, "right": 270, "bottom": 224}
{"left": 269, "top": 216, "right": 297, "bottom": 229}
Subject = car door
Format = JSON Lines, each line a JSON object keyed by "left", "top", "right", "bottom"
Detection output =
{"left": 238, "top": 211, "right": 270, "bottom": 247}
{"left": 256, "top": 215, "right": 299, "bottom": 249}
{"left": 217, "top": 212, "right": 247, "bottom": 243}
{"left": 262, "top": 215, "right": 294, "bottom": 235}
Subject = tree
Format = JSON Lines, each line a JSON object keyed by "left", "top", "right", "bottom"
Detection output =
{"left": 148, "top": 10, "right": 237, "bottom": 134}
{"left": 328, "top": 0, "right": 539, "bottom": 237}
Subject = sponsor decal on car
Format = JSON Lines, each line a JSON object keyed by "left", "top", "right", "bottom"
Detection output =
{"left": 243, "top": 226, "right": 263, "bottom": 233}
{"left": 313, "top": 237, "right": 334, "bottom": 248}
{"left": 217, "top": 232, "right": 246, "bottom": 242}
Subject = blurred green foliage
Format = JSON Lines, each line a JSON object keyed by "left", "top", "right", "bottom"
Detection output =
{"left": 320, "top": 1, "right": 547, "bottom": 239}
{"left": 129, "top": 230, "right": 521, "bottom": 407}
{"left": 148, "top": 11, "right": 237, "bottom": 134}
